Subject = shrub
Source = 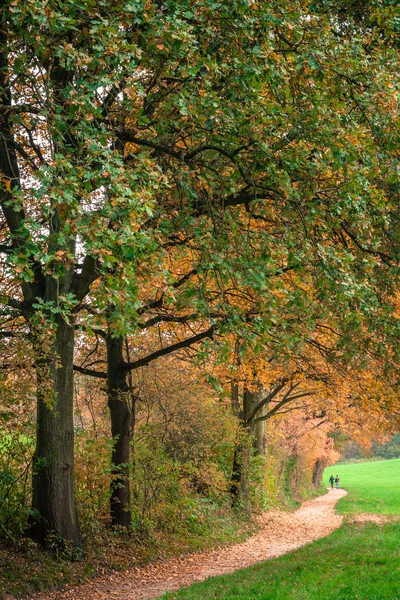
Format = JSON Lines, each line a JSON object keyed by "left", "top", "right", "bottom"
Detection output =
{"left": 0, "top": 429, "right": 34, "bottom": 538}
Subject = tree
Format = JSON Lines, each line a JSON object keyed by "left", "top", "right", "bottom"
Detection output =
{"left": 75, "top": 281, "right": 216, "bottom": 528}
{"left": 0, "top": 0, "right": 161, "bottom": 544}
{"left": 1, "top": 0, "right": 398, "bottom": 545}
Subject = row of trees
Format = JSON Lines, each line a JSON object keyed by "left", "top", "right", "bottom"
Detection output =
{"left": 0, "top": 0, "right": 399, "bottom": 547}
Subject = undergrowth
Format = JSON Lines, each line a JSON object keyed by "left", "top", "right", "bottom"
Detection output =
{"left": 0, "top": 499, "right": 256, "bottom": 597}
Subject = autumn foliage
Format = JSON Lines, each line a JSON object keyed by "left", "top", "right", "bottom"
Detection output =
{"left": 0, "top": 0, "right": 400, "bottom": 580}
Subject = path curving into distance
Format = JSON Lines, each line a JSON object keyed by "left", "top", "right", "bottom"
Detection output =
{"left": 34, "top": 488, "right": 347, "bottom": 600}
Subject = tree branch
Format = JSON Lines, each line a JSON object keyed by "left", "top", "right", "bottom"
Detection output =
{"left": 72, "top": 255, "right": 100, "bottom": 304}
{"left": 0, "top": 104, "right": 41, "bottom": 115}
{"left": 101, "top": 79, "right": 126, "bottom": 118}
{"left": 341, "top": 222, "right": 394, "bottom": 266}
{"left": 137, "top": 269, "right": 197, "bottom": 316}
{"left": 253, "top": 390, "right": 315, "bottom": 424}
{"left": 75, "top": 323, "right": 107, "bottom": 339}
{"left": 73, "top": 364, "right": 107, "bottom": 379}
{"left": 118, "top": 132, "right": 183, "bottom": 160}
{"left": 122, "top": 326, "right": 215, "bottom": 372}
{"left": 246, "top": 380, "right": 288, "bottom": 425}
{"left": 138, "top": 313, "right": 198, "bottom": 329}
{"left": 73, "top": 326, "right": 215, "bottom": 379}
{"left": 0, "top": 294, "right": 25, "bottom": 312}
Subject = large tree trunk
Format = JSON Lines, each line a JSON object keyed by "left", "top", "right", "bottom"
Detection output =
{"left": 244, "top": 386, "right": 268, "bottom": 456}
{"left": 29, "top": 317, "right": 81, "bottom": 546}
{"left": 107, "top": 335, "right": 133, "bottom": 529}
{"left": 252, "top": 400, "right": 268, "bottom": 457}
{"left": 2, "top": 30, "right": 85, "bottom": 547}
{"left": 312, "top": 458, "right": 325, "bottom": 488}
{"left": 230, "top": 385, "right": 270, "bottom": 506}
{"left": 230, "top": 387, "right": 253, "bottom": 506}
{"left": 230, "top": 428, "right": 243, "bottom": 502}
{"left": 230, "top": 425, "right": 252, "bottom": 508}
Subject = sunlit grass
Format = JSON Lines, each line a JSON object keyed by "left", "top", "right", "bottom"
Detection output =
{"left": 162, "top": 459, "right": 400, "bottom": 599}
{"left": 323, "top": 458, "right": 400, "bottom": 515}
{"left": 163, "top": 522, "right": 400, "bottom": 600}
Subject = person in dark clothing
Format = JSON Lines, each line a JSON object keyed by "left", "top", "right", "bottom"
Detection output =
{"left": 329, "top": 474, "right": 335, "bottom": 489}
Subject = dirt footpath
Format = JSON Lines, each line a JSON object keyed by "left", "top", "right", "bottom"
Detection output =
{"left": 34, "top": 488, "right": 347, "bottom": 600}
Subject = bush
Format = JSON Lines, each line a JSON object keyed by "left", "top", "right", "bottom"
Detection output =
{"left": 74, "top": 432, "right": 115, "bottom": 540}
{"left": 0, "top": 429, "right": 34, "bottom": 539}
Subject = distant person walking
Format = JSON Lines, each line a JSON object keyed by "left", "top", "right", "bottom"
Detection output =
{"left": 329, "top": 474, "right": 335, "bottom": 489}
{"left": 335, "top": 475, "right": 340, "bottom": 489}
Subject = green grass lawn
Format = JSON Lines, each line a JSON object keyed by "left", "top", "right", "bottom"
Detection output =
{"left": 163, "top": 522, "right": 400, "bottom": 600}
{"left": 323, "top": 458, "right": 400, "bottom": 516}
{"left": 161, "top": 459, "right": 400, "bottom": 600}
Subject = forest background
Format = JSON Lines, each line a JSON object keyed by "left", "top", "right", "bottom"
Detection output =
{"left": 0, "top": 0, "right": 399, "bottom": 594}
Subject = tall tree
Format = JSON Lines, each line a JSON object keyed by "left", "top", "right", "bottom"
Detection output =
{"left": 1, "top": 0, "right": 398, "bottom": 545}
{"left": 0, "top": 0, "right": 160, "bottom": 544}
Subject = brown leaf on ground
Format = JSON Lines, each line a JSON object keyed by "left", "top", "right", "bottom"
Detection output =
{"left": 31, "top": 489, "right": 347, "bottom": 600}
{"left": 347, "top": 512, "right": 399, "bottom": 524}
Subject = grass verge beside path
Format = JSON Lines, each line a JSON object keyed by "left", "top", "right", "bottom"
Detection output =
{"left": 323, "top": 458, "right": 400, "bottom": 515}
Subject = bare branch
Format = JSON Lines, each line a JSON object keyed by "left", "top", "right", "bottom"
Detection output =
{"left": 253, "top": 390, "right": 315, "bottom": 424}
{"left": 0, "top": 104, "right": 41, "bottom": 115}
{"left": 123, "top": 326, "right": 215, "bottom": 372}
{"left": 0, "top": 294, "right": 25, "bottom": 312}
{"left": 73, "top": 364, "right": 107, "bottom": 379}
{"left": 246, "top": 380, "right": 288, "bottom": 424}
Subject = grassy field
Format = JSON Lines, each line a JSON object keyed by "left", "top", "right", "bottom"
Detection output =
{"left": 323, "top": 458, "right": 400, "bottom": 515}
{"left": 162, "top": 459, "right": 400, "bottom": 600}
{"left": 163, "top": 522, "right": 400, "bottom": 600}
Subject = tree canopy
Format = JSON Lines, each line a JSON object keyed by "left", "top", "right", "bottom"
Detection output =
{"left": 0, "top": 0, "right": 399, "bottom": 547}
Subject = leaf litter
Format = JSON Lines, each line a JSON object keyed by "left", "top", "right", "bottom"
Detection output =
{"left": 31, "top": 489, "right": 347, "bottom": 600}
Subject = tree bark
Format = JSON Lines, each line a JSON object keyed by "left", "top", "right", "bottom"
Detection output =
{"left": 107, "top": 335, "right": 133, "bottom": 529}
{"left": 230, "top": 384, "right": 271, "bottom": 506}
{"left": 1, "top": 32, "right": 84, "bottom": 546}
{"left": 29, "top": 317, "right": 81, "bottom": 546}
{"left": 244, "top": 386, "right": 268, "bottom": 456}
{"left": 230, "top": 386, "right": 252, "bottom": 506}
{"left": 230, "top": 428, "right": 243, "bottom": 502}
{"left": 312, "top": 458, "right": 325, "bottom": 488}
